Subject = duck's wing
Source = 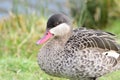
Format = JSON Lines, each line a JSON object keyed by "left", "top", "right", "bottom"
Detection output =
{"left": 65, "top": 27, "right": 120, "bottom": 53}
{"left": 65, "top": 27, "right": 120, "bottom": 69}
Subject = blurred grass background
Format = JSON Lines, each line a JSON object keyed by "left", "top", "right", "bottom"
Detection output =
{"left": 0, "top": 0, "right": 120, "bottom": 80}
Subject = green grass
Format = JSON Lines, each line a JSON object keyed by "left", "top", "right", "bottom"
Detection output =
{"left": 104, "top": 19, "right": 120, "bottom": 35}
{"left": 0, "top": 56, "right": 66, "bottom": 80}
{"left": 100, "top": 70, "right": 120, "bottom": 80}
{"left": 0, "top": 14, "right": 120, "bottom": 80}
{"left": 0, "top": 56, "right": 120, "bottom": 80}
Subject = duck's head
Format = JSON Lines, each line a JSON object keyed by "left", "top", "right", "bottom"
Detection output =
{"left": 36, "top": 13, "right": 72, "bottom": 45}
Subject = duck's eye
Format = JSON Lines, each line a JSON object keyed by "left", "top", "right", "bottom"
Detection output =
{"left": 105, "top": 53, "right": 108, "bottom": 55}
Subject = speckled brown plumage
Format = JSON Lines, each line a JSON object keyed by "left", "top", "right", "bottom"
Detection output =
{"left": 37, "top": 14, "right": 120, "bottom": 80}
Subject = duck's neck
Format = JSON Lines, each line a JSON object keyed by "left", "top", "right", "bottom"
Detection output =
{"left": 44, "top": 32, "right": 72, "bottom": 49}
{"left": 54, "top": 32, "right": 71, "bottom": 45}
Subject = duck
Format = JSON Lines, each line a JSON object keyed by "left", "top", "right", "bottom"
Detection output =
{"left": 36, "top": 13, "right": 120, "bottom": 80}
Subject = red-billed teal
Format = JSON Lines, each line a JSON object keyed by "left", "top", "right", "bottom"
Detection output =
{"left": 37, "top": 13, "right": 120, "bottom": 80}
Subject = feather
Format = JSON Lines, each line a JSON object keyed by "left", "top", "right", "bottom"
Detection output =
{"left": 66, "top": 28, "right": 120, "bottom": 52}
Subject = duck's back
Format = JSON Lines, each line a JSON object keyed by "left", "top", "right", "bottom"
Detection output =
{"left": 63, "top": 27, "right": 120, "bottom": 77}
{"left": 66, "top": 27, "right": 120, "bottom": 51}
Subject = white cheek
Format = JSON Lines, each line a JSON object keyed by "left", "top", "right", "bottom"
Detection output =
{"left": 49, "top": 23, "right": 70, "bottom": 36}
{"left": 103, "top": 50, "right": 120, "bottom": 59}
